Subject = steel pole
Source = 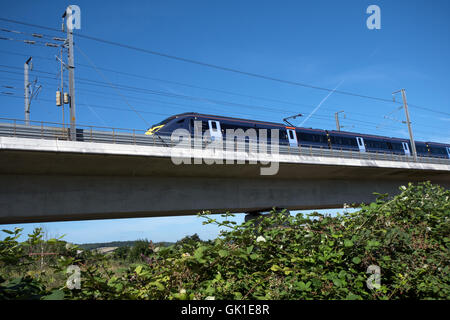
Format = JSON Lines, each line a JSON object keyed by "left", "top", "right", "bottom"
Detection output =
{"left": 24, "top": 59, "right": 30, "bottom": 125}
{"left": 401, "top": 89, "right": 417, "bottom": 161}
{"left": 67, "top": 26, "right": 76, "bottom": 140}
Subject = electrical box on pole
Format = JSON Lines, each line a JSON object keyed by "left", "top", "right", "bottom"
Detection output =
{"left": 56, "top": 91, "right": 62, "bottom": 106}
{"left": 63, "top": 92, "right": 69, "bottom": 104}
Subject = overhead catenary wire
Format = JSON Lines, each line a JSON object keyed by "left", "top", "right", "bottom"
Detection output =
{"left": 74, "top": 45, "right": 150, "bottom": 126}
{"left": 0, "top": 47, "right": 392, "bottom": 119}
{"left": 0, "top": 91, "right": 428, "bottom": 142}
{"left": 2, "top": 53, "right": 407, "bottom": 122}
{"left": 0, "top": 92, "right": 394, "bottom": 128}
{"left": 1, "top": 68, "right": 448, "bottom": 135}
{"left": 0, "top": 47, "right": 414, "bottom": 120}
{"left": 0, "top": 92, "right": 442, "bottom": 140}
{"left": 0, "top": 21, "right": 448, "bottom": 141}
{"left": 0, "top": 35, "right": 62, "bottom": 48}
{"left": 0, "top": 17, "right": 448, "bottom": 117}
{"left": 0, "top": 49, "right": 56, "bottom": 61}
{"left": 0, "top": 27, "right": 65, "bottom": 42}
{"left": 1, "top": 66, "right": 448, "bottom": 138}
{"left": 0, "top": 67, "right": 325, "bottom": 116}
{"left": 0, "top": 93, "right": 173, "bottom": 118}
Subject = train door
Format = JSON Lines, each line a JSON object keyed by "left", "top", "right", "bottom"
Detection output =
{"left": 286, "top": 128, "right": 298, "bottom": 147}
{"left": 446, "top": 147, "right": 450, "bottom": 159}
{"left": 356, "top": 137, "right": 366, "bottom": 152}
{"left": 402, "top": 142, "right": 411, "bottom": 156}
{"left": 208, "top": 120, "right": 222, "bottom": 142}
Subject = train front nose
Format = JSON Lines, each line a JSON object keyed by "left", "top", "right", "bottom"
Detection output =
{"left": 145, "top": 125, "right": 164, "bottom": 135}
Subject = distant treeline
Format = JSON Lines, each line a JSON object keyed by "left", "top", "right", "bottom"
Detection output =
{"left": 77, "top": 240, "right": 175, "bottom": 251}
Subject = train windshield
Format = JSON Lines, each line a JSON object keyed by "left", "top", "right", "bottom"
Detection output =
{"left": 151, "top": 116, "right": 175, "bottom": 128}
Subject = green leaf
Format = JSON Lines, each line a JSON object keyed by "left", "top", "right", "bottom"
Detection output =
{"left": 270, "top": 264, "right": 282, "bottom": 272}
{"left": 295, "top": 281, "right": 311, "bottom": 291}
{"left": 149, "top": 281, "right": 165, "bottom": 291}
{"left": 332, "top": 278, "right": 342, "bottom": 287}
{"left": 218, "top": 250, "right": 229, "bottom": 257}
{"left": 345, "top": 292, "right": 362, "bottom": 300}
{"left": 234, "top": 292, "right": 243, "bottom": 299}
{"left": 367, "top": 240, "right": 380, "bottom": 248}
{"left": 246, "top": 245, "right": 254, "bottom": 254}
{"left": 42, "top": 290, "right": 64, "bottom": 300}
{"left": 194, "top": 246, "right": 207, "bottom": 261}
{"left": 344, "top": 240, "right": 354, "bottom": 247}
{"left": 249, "top": 253, "right": 259, "bottom": 260}
{"left": 352, "top": 257, "right": 361, "bottom": 264}
{"left": 135, "top": 265, "right": 143, "bottom": 275}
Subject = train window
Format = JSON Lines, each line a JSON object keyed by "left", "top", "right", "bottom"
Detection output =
{"left": 297, "top": 132, "right": 307, "bottom": 141}
{"left": 298, "top": 132, "right": 324, "bottom": 143}
{"left": 177, "top": 119, "right": 184, "bottom": 123}
{"left": 390, "top": 143, "right": 403, "bottom": 151}
{"left": 364, "top": 139, "right": 387, "bottom": 149}
{"left": 202, "top": 121, "right": 209, "bottom": 132}
{"left": 189, "top": 119, "right": 207, "bottom": 133}
{"left": 330, "top": 136, "right": 357, "bottom": 146}
{"left": 221, "top": 124, "right": 240, "bottom": 132}
{"left": 211, "top": 121, "right": 217, "bottom": 130}
{"left": 346, "top": 137, "right": 357, "bottom": 146}
{"left": 430, "top": 147, "right": 446, "bottom": 155}
{"left": 314, "top": 134, "right": 327, "bottom": 143}
{"left": 416, "top": 145, "right": 428, "bottom": 153}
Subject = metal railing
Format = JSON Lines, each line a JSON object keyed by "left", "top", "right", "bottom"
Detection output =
{"left": 0, "top": 117, "right": 449, "bottom": 166}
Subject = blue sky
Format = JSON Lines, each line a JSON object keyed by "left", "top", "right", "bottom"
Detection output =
{"left": 0, "top": 0, "right": 449, "bottom": 243}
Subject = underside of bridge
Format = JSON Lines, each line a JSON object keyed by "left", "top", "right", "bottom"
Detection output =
{"left": 1, "top": 142, "right": 449, "bottom": 224}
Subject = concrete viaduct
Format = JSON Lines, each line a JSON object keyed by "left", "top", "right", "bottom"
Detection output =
{"left": 1, "top": 136, "right": 449, "bottom": 224}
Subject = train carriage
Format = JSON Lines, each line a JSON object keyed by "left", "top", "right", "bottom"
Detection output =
{"left": 144, "top": 112, "right": 450, "bottom": 159}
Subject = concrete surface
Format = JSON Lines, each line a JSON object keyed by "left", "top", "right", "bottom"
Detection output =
{"left": 1, "top": 137, "right": 449, "bottom": 224}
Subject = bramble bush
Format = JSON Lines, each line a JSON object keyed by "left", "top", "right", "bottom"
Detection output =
{"left": 0, "top": 181, "right": 449, "bottom": 300}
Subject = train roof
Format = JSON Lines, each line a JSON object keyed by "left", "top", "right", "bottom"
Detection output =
{"left": 165, "top": 112, "right": 448, "bottom": 146}
{"left": 177, "top": 112, "right": 286, "bottom": 127}
{"left": 173, "top": 112, "right": 327, "bottom": 132}
{"left": 427, "top": 141, "right": 450, "bottom": 147}
{"left": 329, "top": 129, "right": 428, "bottom": 144}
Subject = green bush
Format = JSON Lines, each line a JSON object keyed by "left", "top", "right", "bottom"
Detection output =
{"left": 1, "top": 182, "right": 449, "bottom": 300}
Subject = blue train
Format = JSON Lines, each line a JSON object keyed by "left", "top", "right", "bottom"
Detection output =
{"left": 145, "top": 112, "right": 450, "bottom": 159}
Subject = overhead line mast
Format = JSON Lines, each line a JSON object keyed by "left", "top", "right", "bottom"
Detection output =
{"left": 393, "top": 89, "right": 417, "bottom": 161}
{"left": 334, "top": 110, "right": 344, "bottom": 131}
{"left": 24, "top": 57, "right": 31, "bottom": 125}
{"left": 23, "top": 57, "right": 42, "bottom": 125}
{"left": 62, "top": 8, "right": 76, "bottom": 140}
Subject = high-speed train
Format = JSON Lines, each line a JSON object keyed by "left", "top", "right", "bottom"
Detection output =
{"left": 145, "top": 112, "right": 450, "bottom": 159}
